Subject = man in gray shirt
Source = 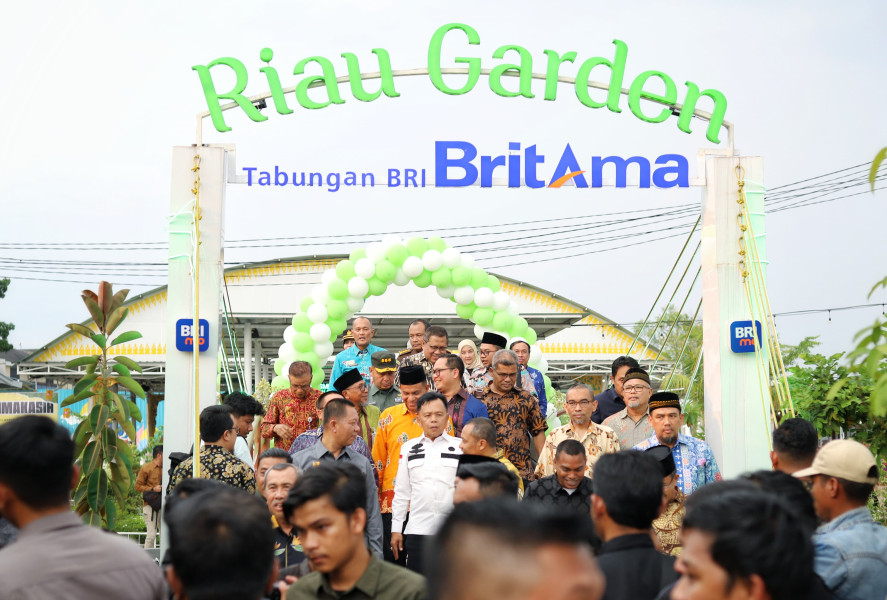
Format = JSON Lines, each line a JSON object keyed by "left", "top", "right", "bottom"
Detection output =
{"left": 291, "top": 397, "right": 384, "bottom": 557}
{"left": 0, "top": 416, "right": 165, "bottom": 599}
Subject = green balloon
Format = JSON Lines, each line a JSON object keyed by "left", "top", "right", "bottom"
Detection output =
{"left": 386, "top": 244, "right": 408, "bottom": 266}
{"left": 493, "top": 312, "right": 514, "bottom": 332}
{"left": 470, "top": 267, "right": 488, "bottom": 289}
{"left": 508, "top": 316, "right": 529, "bottom": 339}
{"left": 474, "top": 307, "right": 494, "bottom": 327}
{"left": 271, "top": 375, "right": 289, "bottom": 390}
{"left": 543, "top": 374, "right": 552, "bottom": 387}
{"left": 414, "top": 270, "right": 432, "bottom": 288}
{"left": 451, "top": 265, "right": 471, "bottom": 287}
{"left": 293, "top": 332, "right": 313, "bottom": 353}
{"left": 431, "top": 267, "right": 452, "bottom": 288}
{"left": 486, "top": 275, "right": 501, "bottom": 292}
{"left": 456, "top": 303, "right": 477, "bottom": 320}
{"left": 327, "top": 299, "right": 348, "bottom": 320}
{"left": 375, "top": 260, "right": 396, "bottom": 283}
{"left": 299, "top": 296, "right": 313, "bottom": 312}
{"left": 427, "top": 236, "right": 447, "bottom": 252}
{"left": 336, "top": 259, "right": 356, "bottom": 281}
{"left": 406, "top": 237, "right": 429, "bottom": 257}
{"left": 292, "top": 312, "right": 312, "bottom": 332}
{"left": 367, "top": 276, "right": 387, "bottom": 296}
{"left": 525, "top": 328, "right": 538, "bottom": 345}
{"left": 273, "top": 357, "right": 286, "bottom": 376}
{"left": 328, "top": 278, "right": 348, "bottom": 300}
{"left": 295, "top": 352, "right": 321, "bottom": 371}
{"left": 326, "top": 318, "right": 347, "bottom": 339}
{"left": 311, "top": 370, "right": 325, "bottom": 387}
{"left": 349, "top": 248, "right": 367, "bottom": 262}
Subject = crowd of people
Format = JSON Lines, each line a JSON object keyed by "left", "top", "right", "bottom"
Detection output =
{"left": 0, "top": 316, "right": 885, "bottom": 600}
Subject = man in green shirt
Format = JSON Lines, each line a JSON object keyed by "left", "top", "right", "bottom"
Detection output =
{"left": 368, "top": 351, "right": 401, "bottom": 413}
{"left": 283, "top": 463, "right": 426, "bottom": 600}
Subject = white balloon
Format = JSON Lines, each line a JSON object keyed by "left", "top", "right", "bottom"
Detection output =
{"left": 441, "top": 247, "right": 461, "bottom": 268}
{"left": 461, "top": 254, "right": 475, "bottom": 269}
{"left": 393, "top": 269, "right": 410, "bottom": 286}
{"left": 402, "top": 256, "right": 423, "bottom": 277}
{"left": 536, "top": 356, "right": 549, "bottom": 375}
{"left": 283, "top": 325, "right": 295, "bottom": 344}
{"left": 314, "top": 340, "right": 334, "bottom": 359}
{"left": 527, "top": 345, "right": 543, "bottom": 367}
{"left": 474, "top": 287, "right": 494, "bottom": 308}
{"left": 507, "top": 300, "right": 520, "bottom": 316}
{"left": 279, "top": 343, "right": 296, "bottom": 362}
{"left": 307, "top": 303, "right": 328, "bottom": 324}
{"left": 347, "top": 277, "right": 369, "bottom": 298}
{"left": 366, "top": 242, "right": 386, "bottom": 263}
{"left": 345, "top": 295, "right": 365, "bottom": 312}
{"left": 280, "top": 361, "right": 293, "bottom": 378}
{"left": 311, "top": 285, "right": 330, "bottom": 305}
{"left": 492, "top": 291, "right": 510, "bottom": 312}
{"left": 321, "top": 269, "right": 338, "bottom": 286}
{"left": 453, "top": 285, "right": 475, "bottom": 305}
{"left": 421, "top": 249, "right": 443, "bottom": 272}
{"left": 436, "top": 285, "right": 455, "bottom": 299}
{"left": 474, "top": 325, "right": 486, "bottom": 339}
{"left": 355, "top": 258, "right": 376, "bottom": 279}
{"left": 310, "top": 323, "right": 332, "bottom": 343}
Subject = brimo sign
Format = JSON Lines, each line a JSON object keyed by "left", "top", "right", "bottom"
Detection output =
{"left": 193, "top": 22, "right": 728, "bottom": 144}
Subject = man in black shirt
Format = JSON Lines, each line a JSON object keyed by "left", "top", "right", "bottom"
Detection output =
{"left": 591, "top": 356, "right": 639, "bottom": 424}
{"left": 525, "top": 439, "right": 594, "bottom": 514}
{"left": 592, "top": 451, "right": 676, "bottom": 600}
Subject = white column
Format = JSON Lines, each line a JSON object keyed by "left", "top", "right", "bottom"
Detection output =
{"left": 701, "top": 156, "right": 771, "bottom": 478}
{"left": 161, "top": 145, "right": 226, "bottom": 553}
{"left": 243, "top": 323, "right": 252, "bottom": 393}
{"left": 254, "top": 338, "right": 262, "bottom": 388}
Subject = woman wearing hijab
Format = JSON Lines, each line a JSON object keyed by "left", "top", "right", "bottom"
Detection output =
{"left": 458, "top": 339, "right": 483, "bottom": 387}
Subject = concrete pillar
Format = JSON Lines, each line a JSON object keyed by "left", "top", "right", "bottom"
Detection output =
{"left": 701, "top": 156, "right": 771, "bottom": 478}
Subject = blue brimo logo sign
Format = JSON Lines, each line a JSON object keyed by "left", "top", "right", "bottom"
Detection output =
{"left": 730, "top": 320, "right": 762, "bottom": 354}
{"left": 242, "top": 141, "right": 689, "bottom": 191}
{"left": 176, "top": 319, "right": 209, "bottom": 352}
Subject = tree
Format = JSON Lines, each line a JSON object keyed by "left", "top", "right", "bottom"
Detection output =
{"left": 0, "top": 278, "right": 14, "bottom": 352}
{"left": 788, "top": 338, "right": 887, "bottom": 460}
{"left": 59, "top": 282, "right": 145, "bottom": 528}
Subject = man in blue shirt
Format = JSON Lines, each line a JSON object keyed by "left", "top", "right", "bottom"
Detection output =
{"left": 510, "top": 339, "right": 547, "bottom": 418}
{"left": 431, "top": 355, "right": 488, "bottom": 437}
{"left": 329, "top": 317, "right": 386, "bottom": 388}
{"left": 794, "top": 439, "right": 887, "bottom": 600}
{"left": 592, "top": 356, "right": 639, "bottom": 424}
{"left": 633, "top": 392, "right": 721, "bottom": 494}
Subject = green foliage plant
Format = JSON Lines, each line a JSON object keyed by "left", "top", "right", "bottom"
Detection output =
{"left": 59, "top": 282, "right": 145, "bottom": 528}
{"left": 0, "top": 278, "right": 14, "bottom": 352}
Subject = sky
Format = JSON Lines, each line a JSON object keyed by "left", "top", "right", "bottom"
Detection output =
{"left": 1, "top": 0, "right": 885, "bottom": 359}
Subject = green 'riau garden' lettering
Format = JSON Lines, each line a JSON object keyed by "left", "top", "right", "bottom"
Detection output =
{"left": 427, "top": 23, "right": 481, "bottom": 95}
{"left": 192, "top": 57, "right": 268, "bottom": 132}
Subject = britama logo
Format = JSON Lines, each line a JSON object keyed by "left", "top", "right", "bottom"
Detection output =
{"left": 435, "top": 141, "right": 689, "bottom": 188}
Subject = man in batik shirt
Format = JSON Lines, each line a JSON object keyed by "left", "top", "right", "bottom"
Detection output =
{"left": 167, "top": 405, "right": 257, "bottom": 494}
{"left": 634, "top": 392, "right": 721, "bottom": 494}
{"left": 261, "top": 361, "right": 321, "bottom": 451}
{"left": 535, "top": 383, "right": 620, "bottom": 479}
{"left": 480, "top": 349, "right": 546, "bottom": 482}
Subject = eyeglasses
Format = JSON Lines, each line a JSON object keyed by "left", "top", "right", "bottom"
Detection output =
{"left": 565, "top": 400, "right": 592, "bottom": 407}
{"left": 623, "top": 385, "right": 651, "bottom": 393}
{"left": 479, "top": 349, "right": 496, "bottom": 356}
{"left": 290, "top": 383, "right": 312, "bottom": 390}
{"left": 432, "top": 367, "right": 455, "bottom": 376}
{"left": 427, "top": 345, "right": 448, "bottom": 353}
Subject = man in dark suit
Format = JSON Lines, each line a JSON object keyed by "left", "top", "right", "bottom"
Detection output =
{"left": 591, "top": 451, "right": 677, "bottom": 600}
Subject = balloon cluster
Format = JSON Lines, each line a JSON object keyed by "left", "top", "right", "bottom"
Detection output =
{"left": 270, "top": 237, "right": 543, "bottom": 390}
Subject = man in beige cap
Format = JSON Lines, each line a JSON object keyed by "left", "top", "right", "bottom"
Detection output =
{"left": 794, "top": 439, "right": 887, "bottom": 600}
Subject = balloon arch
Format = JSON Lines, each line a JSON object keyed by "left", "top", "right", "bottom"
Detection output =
{"left": 270, "top": 236, "right": 553, "bottom": 397}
